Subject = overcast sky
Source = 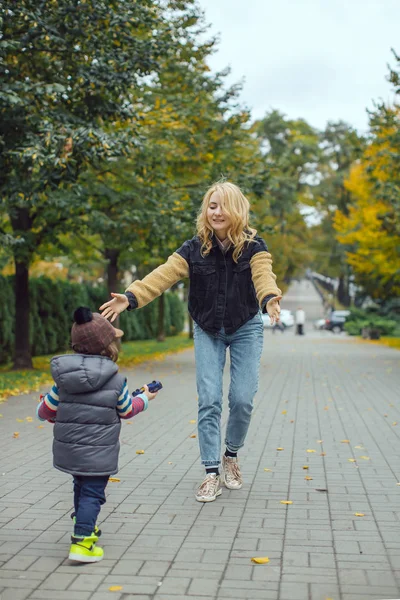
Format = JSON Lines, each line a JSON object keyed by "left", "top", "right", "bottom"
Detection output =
{"left": 198, "top": 0, "right": 400, "bottom": 133}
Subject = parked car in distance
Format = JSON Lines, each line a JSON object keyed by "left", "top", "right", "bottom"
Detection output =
{"left": 324, "top": 310, "right": 350, "bottom": 333}
{"left": 262, "top": 309, "right": 294, "bottom": 329}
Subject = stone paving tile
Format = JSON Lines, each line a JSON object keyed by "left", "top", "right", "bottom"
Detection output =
{"left": 1, "top": 300, "right": 400, "bottom": 600}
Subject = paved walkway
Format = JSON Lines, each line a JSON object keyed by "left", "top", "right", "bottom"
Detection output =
{"left": 1, "top": 286, "right": 400, "bottom": 600}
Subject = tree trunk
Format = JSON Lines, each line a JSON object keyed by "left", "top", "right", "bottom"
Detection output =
{"left": 13, "top": 258, "right": 33, "bottom": 369}
{"left": 10, "top": 207, "right": 33, "bottom": 370}
{"left": 337, "top": 274, "right": 350, "bottom": 307}
{"left": 105, "top": 248, "right": 121, "bottom": 339}
{"left": 157, "top": 293, "right": 165, "bottom": 342}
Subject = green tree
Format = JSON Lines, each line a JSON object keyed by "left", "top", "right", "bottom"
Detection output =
{"left": 0, "top": 0, "right": 192, "bottom": 368}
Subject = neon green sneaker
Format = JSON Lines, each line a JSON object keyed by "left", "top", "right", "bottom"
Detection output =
{"left": 71, "top": 512, "right": 101, "bottom": 537}
{"left": 68, "top": 534, "right": 104, "bottom": 563}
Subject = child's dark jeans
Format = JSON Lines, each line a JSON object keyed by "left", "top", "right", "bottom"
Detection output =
{"left": 73, "top": 475, "right": 109, "bottom": 537}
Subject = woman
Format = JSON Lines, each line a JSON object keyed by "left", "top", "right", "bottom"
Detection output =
{"left": 100, "top": 181, "right": 281, "bottom": 502}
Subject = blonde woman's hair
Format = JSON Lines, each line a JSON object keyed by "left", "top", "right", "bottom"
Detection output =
{"left": 196, "top": 181, "right": 257, "bottom": 262}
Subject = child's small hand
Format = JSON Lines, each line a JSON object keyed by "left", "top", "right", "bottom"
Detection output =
{"left": 143, "top": 384, "right": 158, "bottom": 401}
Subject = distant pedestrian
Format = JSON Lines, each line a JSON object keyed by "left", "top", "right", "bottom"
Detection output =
{"left": 295, "top": 307, "right": 306, "bottom": 335}
{"left": 36, "top": 307, "right": 159, "bottom": 563}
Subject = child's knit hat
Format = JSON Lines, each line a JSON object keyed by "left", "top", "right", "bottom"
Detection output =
{"left": 71, "top": 307, "right": 123, "bottom": 355}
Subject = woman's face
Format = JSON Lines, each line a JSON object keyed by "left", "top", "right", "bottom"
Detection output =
{"left": 207, "top": 192, "right": 232, "bottom": 240}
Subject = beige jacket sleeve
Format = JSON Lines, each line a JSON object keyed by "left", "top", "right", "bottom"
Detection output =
{"left": 250, "top": 251, "right": 282, "bottom": 308}
{"left": 125, "top": 253, "right": 189, "bottom": 308}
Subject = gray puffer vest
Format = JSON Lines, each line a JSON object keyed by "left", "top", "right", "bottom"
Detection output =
{"left": 51, "top": 354, "right": 125, "bottom": 476}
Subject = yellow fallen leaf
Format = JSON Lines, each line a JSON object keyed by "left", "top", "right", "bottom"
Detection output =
{"left": 189, "top": 419, "right": 196, "bottom": 424}
{"left": 317, "top": 440, "right": 323, "bottom": 443}
{"left": 359, "top": 456, "right": 370, "bottom": 460}
{"left": 136, "top": 450, "right": 144, "bottom": 454}
{"left": 126, "top": 421, "right": 132, "bottom": 424}
{"left": 38, "top": 425, "right": 44, "bottom": 429}
{"left": 264, "top": 468, "right": 272, "bottom": 472}
{"left": 16, "top": 418, "right": 24, "bottom": 423}
{"left": 281, "top": 410, "right": 287, "bottom": 415}
{"left": 354, "top": 512, "right": 365, "bottom": 517}
{"left": 348, "top": 459, "right": 356, "bottom": 462}
{"left": 109, "top": 586, "right": 123, "bottom": 592}
{"left": 276, "top": 447, "right": 284, "bottom": 451}
{"left": 341, "top": 440, "right": 350, "bottom": 443}
{"left": 305, "top": 476, "right": 313, "bottom": 480}
{"left": 393, "top": 422, "right": 397, "bottom": 426}
{"left": 397, "top": 483, "right": 400, "bottom": 486}
{"left": 168, "top": 462, "right": 173, "bottom": 464}
{"left": 251, "top": 556, "right": 269, "bottom": 564}
{"left": 280, "top": 500, "right": 293, "bottom": 504}
{"left": 109, "top": 477, "right": 120, "bottom": 482}
{"left": 13, "top": 432, "right": 19, "bottom": 438}
{"left": 307, "top": 449, "right": 316, "bottom": 453}
{"left": 190, "top": 434, "right": 197, "bottom": 438}
{"left": 302, "top": 466, "right": 309, "bottom": 470}
{"left": 354, "top": 445, "right": 363, "bottom": 449}
{"left": 26, "top": 416, "right": 33, "bottom": 422}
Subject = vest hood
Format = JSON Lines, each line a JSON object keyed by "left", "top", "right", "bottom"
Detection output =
{"left": 51, "top": 354, "right": 119, "bottom": 395}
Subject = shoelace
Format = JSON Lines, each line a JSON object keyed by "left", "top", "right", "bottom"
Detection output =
{"left": 226, "top": 460, "right": 242, "bottom": 482}
{"left": 198, "top": 475, "right": 219, "bottom": 495}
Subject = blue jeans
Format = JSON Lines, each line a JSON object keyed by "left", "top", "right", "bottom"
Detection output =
{"left": 193, "top": 313, "right": 264, "bottom": 467}
{"left": 73, "top": 475, "right": 109, "bottom": 537}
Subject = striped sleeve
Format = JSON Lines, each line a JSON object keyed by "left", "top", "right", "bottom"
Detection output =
{"left": 37, "top": 384, "right": 59, "bottom": 422}
{"left": 117, "top": 380, "right": 148, "bottom": 419}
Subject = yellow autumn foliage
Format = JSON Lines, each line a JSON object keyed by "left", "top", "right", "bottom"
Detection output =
{"left": 334, "top": 162, "right": 400, "bottom": 297}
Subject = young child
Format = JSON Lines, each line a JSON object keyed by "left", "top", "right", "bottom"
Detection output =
{"left": 37, "top": 306, "right": 158, "bottom": 563}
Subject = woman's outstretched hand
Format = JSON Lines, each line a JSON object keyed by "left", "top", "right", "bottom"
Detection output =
{"left": 266, "top": 295, "right": 282, "bottom": 325}
{"left": 99, "top": 293, "right": 129, "bottom": 322}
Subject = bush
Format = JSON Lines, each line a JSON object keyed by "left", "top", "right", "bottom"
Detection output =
{"left": 344, "top": 308, "right": 398, "bottom": 337}
{"left": 0, "top": 276, "right": 186, "bottom": 364}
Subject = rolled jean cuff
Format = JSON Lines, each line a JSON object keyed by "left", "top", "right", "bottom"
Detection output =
{"left": 225, "top": 441, "right": 244, "bottom": 453}
{"left": 202, "top": 460, "right": 221, "bottom": 467}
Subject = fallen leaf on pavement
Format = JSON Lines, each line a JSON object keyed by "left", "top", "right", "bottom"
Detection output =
{"left": 16, "top": 418, "right": 24, "bottom": 423}
{"left": 276, "top": 447, "right": 284, "bottom": 451}
{"left": 392, "top": 422, "right": 397, "bottom": 426}
{"left": 136, "top": 450, "right": 145, "bottom": 454}
{"left": 264, "top": 468, "right": 272, "bottom": 472}
{"left": 281, "top": 410, "right": 287, "bottom": 415}
{"left": 280, "top": 500, "right": 293, "bottom": 504}
{"left": 317, "top": 440, "right": 323, "bottom": 443}
{"left": 354, "top": 512, "right": 365, "bottom": 517}
{"left": 251, "top": 556, "right": 269, "bottom": 564}
{"left": 320, "top": 452, "right": 326, "bottom": 456}
{"left": 315, "top": 488, "right": 327, "bottom": 492}
{"left": 190, "top": 434, "right": 197, "bottom": 438}
{"left": 341, "top": 440, "right": 350, "bottom": 443}
{"left": 109, "top": 477, "right": 120, "bottom": 482}
{"left": 302, "top": 466, "right": 309, "bottom": 469}
{"left": 307, "top": 449, "right": 316, "bottom": 453}
{"left": 109, "top": 586, "right": 123, "bottom": 591}
{"left": 189, "top": 420, "right": 196, "bottom": 424}
{"left": 305, "top": 476, "right": 313, "bottom": 480}
{"left": 354, "top": 445, "right": 363, "bottom": 449}
{"left": 348, "top": 459, "right": 356, "bottom": 463}
{"left": 13, "top": 432, "right": 19, "bottom": 438}
{"left": 38, "top": 425, "right": 44, "bottom": 429}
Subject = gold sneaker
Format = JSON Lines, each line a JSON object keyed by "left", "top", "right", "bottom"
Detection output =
{"left": 222, "top": 455, "right": 243, "bottom": 489}
{"left": 195, "top": 473, "right": 222, "bottom": 502}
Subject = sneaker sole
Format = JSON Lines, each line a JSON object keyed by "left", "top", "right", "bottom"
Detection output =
{"left": 195, "top": 488, "right": 222, "bottom": 502}
{"left": 68, "top": 552, "right": 103, "bottom": 563}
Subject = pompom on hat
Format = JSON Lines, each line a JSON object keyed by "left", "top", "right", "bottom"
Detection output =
{"left": 71, "top": 307, "right": 124, "bottom": 355}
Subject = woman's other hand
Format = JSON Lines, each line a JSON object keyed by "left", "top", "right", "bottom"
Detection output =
{"left": 99, "top": 293, "right": 129, "bottom": 322}
{"left": 266, "top": 295, "right": 282, "bottom": 325}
